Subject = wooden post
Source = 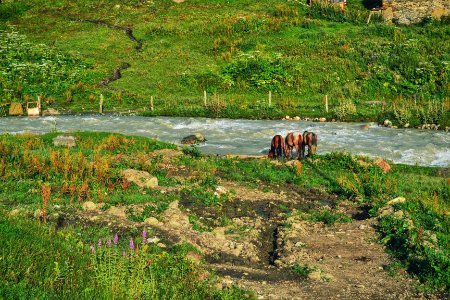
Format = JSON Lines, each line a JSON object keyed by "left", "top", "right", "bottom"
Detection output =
{"left": 150, "top": 96, "right": 154, "bottom": 111}
{"left": 324, "top": 94, "right": 328, "bottom": 113}
{"left": 99, "top": 94, "right": 103, "bottom": 114}
{"left": 268, "top": 91, "right": 272, "bottom": 107}
{"left": 203, "top": 90, "right": 207, "bottom": 106}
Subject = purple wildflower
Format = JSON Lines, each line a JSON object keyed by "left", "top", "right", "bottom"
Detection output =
{"left": 107, "top": 239, "right": 112, "bottom": 246}
{"left": 114, "top": 233, "right": 119, "bottom": 244}
{"left": 129, "top": 238, "right": 135, "bottom": 251}
{"left": 142, "top": 229, "right": 147, "bottom": 244}
{"left": 98, "top": 239, "right": 102, "bottom": 247}
{"left": 90, "top": 245, "right": 96, "bottom": 254}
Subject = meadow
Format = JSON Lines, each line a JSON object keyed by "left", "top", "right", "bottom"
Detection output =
{"left": 0, "top": 132, "right": 448, "bottom": 297}
{"left": 0, "top": 0, "right": 449, "bottom": 126}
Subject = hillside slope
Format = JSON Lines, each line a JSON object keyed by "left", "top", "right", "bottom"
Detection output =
{"left": 1, "top": 0, "right": 449, "bottom": 124}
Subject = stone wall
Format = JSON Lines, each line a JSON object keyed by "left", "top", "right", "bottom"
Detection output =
{"left": 383, "top": 0, "right": 450, "bottom": 25}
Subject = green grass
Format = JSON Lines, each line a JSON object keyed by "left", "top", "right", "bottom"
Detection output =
{"left": 0, "top": 131, "right": 449, "bottom": 292}
{"left": 0, "top": 212, "right": 253, "bottom": 299}
{"left": 0, "top": 0, "right": 448, "bottom": 125}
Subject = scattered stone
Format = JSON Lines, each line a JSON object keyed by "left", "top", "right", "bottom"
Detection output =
{"left": 181, "top": 133, "right": 206, "bottom": 145}
{"left": 387, "top": 197, "right": 406, "bottom": 205}
{"left": 361, "top": 124, "right": 370, "bottom": 130}
{"left": 319, "top": 117, "right": 326, "bottom": 122}
{"left": 147, "top": 236, "right": 160, "bottom": 244}
{"left": 82, "top": 201, "right": 97, "bottom": 211}
{"left": 359, "top": 224, "right": 367, "bottom": 230}
{"left": 122, "top": 169, "right": 158, "bottom": 189}
{"left": 107, "top": 206, "right": 127, "bottom": 219}
{"left": 404, "top": 123, "right": 410, "bottom": 128}
{"left": 294, "top": 116, "right": 301, "bottom": 120}
{"left": 144, "top": 217, "right": 160, "bottom": 226}
{"left": 383, "top": 119, "right": 392, "bottom": 127}
{"left": 308, "top": 270, "right": 322, "bottom": 281}
{"left": 53, "top": 135, "right": 76, "bottom": 148}
{"left": 157, "top": 242, "right": 166, "bottom": 248}
{"left": 374, "top": 158, "right": 391, "bottom": 173}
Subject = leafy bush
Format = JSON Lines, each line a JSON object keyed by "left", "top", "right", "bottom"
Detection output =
{"left": 334, "top": 99, "right": 357, "bottom": 121}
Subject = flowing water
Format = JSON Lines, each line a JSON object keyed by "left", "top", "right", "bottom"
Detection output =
{"left": 0, "top": 115, "right": 449, "bottom": 167}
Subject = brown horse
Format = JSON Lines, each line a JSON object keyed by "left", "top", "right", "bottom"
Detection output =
{"left": 268, "top": 135, "right": 285, "bottom": 159}
{"left": 302, "top": 131, "right": 318, "bottom": 156}
{"left": 284, "top": 132, "right": 303, "bottom": 160}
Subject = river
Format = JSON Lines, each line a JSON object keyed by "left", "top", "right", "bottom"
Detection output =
{"left": 0, "top": 115, "right": 449, "bottom": 167}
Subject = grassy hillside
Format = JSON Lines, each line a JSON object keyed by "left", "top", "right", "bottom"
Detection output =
{"left": 0, "top": 0, "right": 449, "bottom": 125}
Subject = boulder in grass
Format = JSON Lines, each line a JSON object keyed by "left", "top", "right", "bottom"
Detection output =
{"left": 374, "top": 158, "right": 391, "bottom": 173}
{"left": 53, "top": 135, "right": 76, "bottom": 148}
{"left": 122, "top": 169, "right": 158, "bottom": 189}
{"left": 181, "top": 133, "right": 206, "bottom": 145}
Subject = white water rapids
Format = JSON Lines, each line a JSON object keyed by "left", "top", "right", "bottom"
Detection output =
{"left": 0, "top": 115, "right": 449, "bottom": 167}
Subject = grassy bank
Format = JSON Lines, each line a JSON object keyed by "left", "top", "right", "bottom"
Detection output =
{"left": 0, "top": 0, "right": 449, "bottom": 126}
{"left": 0, "top": 131, "right": 448, "bottom": 295}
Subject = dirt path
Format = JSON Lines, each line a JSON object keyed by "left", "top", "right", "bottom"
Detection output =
{"left": 210, "top": 217, "right": 424, "bottom": 300}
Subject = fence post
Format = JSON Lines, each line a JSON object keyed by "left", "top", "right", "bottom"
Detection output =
{"left": 150, "top": 96, "right": 154, "bottom": 111}
{"left": 268, "top": 91, "right": 272, "bottom": 107}
{"left": 204, "top": 90, "right": 207, "bottom": 106}
{"left": 99, "top": 94, "right": 103, "bottom": 114}
{"left": 324, "top": 94, "right": 328, "bottom": 113}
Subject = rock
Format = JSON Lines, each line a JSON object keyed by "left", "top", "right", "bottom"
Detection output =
{"left": 404, "top": 123, "right": 410, "bottom": 128}
{"left": 374, "top": 158, "right": 391, "bottom": 173}
{"left": 42, "top": 108, "right": 60, "bottom": 116}
{"left": 378, "top": 206, "right": 395, "bottom": 218}
{"left": 144, "top": 217, "right": 160, "bottom": 226}
{"left": 181, "top": 133, "right": 206, "bottom": 145}
{"left": 122, "top": 169, "right": 158, "bottom": 189}
{"left": 82, "top": 201, "right": 98, "bottom": 211}
{"left": 319, "top": 117, "right": 326, "bottom": 122}
{"left": 107, "top": 206, "right": 127, "bottom": 219}
{"left": 157, "top": 242, "right": 166, "bottom": 248}
{"left": 361, "top": 124, "right": 370, "bottom": 130}
{"left": 53, "top": 135, "right": 76, "bottom": 148}
{"left": 214, "top": 186, "right": 227, "bottom": 197}
{"left": 383, "top": 119, "right": 392, "bottom": 127}
{"left": 387, "top": 197, "right": 406, "bottom": 205}
{"left": 308, "top": 270, "right": 322, "bottom": 281}
{"left": 294, "top": 116, "right": 301, "bottom": 120}
{"left": 393, "top": 210, "right": 404, "bottom": 219}
{"left": 147, "top": 236, "right": 160, "bottom": 244}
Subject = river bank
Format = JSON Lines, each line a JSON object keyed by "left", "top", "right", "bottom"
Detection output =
{"left": 0, "top": 131, "right": 448, "bottom": 298}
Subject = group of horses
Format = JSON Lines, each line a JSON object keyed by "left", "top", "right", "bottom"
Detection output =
{"left": 268, "top": 131, "right": 318, "bottom": 160}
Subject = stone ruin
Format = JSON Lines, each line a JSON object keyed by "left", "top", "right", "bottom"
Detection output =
{"left": 382, "top": 0, "right": 450, "bottom": 25}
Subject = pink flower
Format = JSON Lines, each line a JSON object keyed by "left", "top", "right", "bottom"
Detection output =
{"left": 90, "top": 245, "right": 96, "bottom": 254}
{"left": 98, "top": 239, "right": 102, "bottom": 247}
{"left": 107, "top": 239, "right": 112, "bottom": 246}
{"left": 114, "top": 233, "right": 119, "bottom": 244}
{"left": 142, "top": 229, "right": 147, "bottom": 244}
{"left": 129, "top": 238, "right": 135, "bottom": 251}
